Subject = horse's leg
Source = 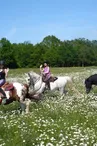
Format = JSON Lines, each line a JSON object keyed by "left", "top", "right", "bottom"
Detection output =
{"left": 19, "top": 98, "right": 31, "bottom": 114}
{"left": 20, "top": 101, "right": 26, "bottom": 114}
{"left": 59, "top": 87, "right": 65, "bottom": 95}
{"left": 30, "top": 93, "right": 43, "bottom": 101}
{"left": 24, "top": 99, "right": 31, "bottom": 113}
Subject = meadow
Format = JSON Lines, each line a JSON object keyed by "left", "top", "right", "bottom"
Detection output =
{"left": 0, "top": 67, "right": 97, "bottom": 146}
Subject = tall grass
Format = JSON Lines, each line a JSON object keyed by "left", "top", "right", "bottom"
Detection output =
{"left": 0, "top": 67, "right": 97, "bottom": 146}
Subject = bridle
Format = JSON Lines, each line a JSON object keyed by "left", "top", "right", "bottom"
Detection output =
{"left": 28, "top": 73, "right": 43, "bottom": 92}
{"left": 28, "top": 73, "right": 34, "bottom": 88}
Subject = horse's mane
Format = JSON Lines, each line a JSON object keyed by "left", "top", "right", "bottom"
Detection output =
{"left": 28, "top": 71, "right": 40, "bottom": 78}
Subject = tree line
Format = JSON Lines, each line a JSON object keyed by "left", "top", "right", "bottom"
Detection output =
{"left": 0, "top": 35, "right": 97, "bottom": 68}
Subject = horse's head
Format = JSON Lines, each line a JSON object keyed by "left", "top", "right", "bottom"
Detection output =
{"left": 25, "top": 71, "right": 40, "bottom": 87}
{"left": 25, "top": 73, "right": 30, "bottom": 85}
{"left": 85, "top": 79, "right": 92, "bottom": 94}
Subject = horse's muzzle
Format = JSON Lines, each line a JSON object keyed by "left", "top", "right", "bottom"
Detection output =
{"left": 86, "top": 88, "right": 90, "bottom": 94}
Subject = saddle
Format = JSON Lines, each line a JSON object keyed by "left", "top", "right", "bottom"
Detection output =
{"left": 1, "top": 82, "right": 20, "bottom": 101}
{"left": 49, "top": 76, "right": 58, "bottom": 82}
{"left": 2, "top": 82, "right": 14, "bottom": 91}
{"left": 42, "top": 76, "right": 58, "bottom": 83}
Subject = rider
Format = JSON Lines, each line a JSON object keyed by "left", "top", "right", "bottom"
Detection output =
{"left": 0, "top": 60, "right": 9, "bottom": 101}
{"left": 0, "top": 60, "right": 9, "bottom": 86}
{"left": 40, "top": 61, "right": 51, "bottom": 90}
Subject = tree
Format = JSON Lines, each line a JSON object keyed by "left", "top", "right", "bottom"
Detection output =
{"left": 0, "top": 36, "right": 97, "bottom": 68}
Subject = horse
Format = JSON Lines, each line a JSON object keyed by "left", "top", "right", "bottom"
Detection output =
{"left": 25, "top": 71, "right": 72, "bottom": 95}
{"left": 85, "top": 74, "right": 97, "bottom": 94}
{"left": 0, "top": 82, "right": 31, "bottom": 114}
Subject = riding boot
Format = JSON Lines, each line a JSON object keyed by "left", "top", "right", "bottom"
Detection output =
{"left": 0, "top": 88, "right": 6, "bottom": 97}
{"left": 46, "top": 81, "right": 50, "bottom": 90}
{"left": 4, "top": 98, "right": 13, "bottom": 105}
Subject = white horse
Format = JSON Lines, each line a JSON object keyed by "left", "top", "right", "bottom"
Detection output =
{"left": 25, "top": 71, "right": 72, "bottom": 95}
{"left": 0, "top": 82, "right": 31, "bottom": 114}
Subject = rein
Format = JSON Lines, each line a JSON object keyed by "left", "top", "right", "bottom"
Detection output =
{"left": 33, "top": 77, "right": 40, "bottom": 85}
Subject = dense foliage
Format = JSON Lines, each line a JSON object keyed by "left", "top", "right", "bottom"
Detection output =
{"left": 0, "top": 36, "right": 97, "bottom": 68}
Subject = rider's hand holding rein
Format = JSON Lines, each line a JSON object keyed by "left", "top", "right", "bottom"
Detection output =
{"left": 40, "top": 64, "right": 43, "bottom": 69}
{"left": 40, "top": 64, "right": 47, "bottom": 76}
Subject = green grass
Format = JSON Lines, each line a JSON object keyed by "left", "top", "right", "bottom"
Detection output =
{"left": 0, "top": 67, "right": 97, "bottom": 146}
{"left": 9, "top": 66, "right": 97, "bottom": 75}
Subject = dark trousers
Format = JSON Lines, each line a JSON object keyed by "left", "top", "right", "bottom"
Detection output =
{"left": 45, "top": 78, "right": 51, "bottom": 90}
{"left": 42, "top": 75, "right": 51, "bottom": 90}
{"left": 0, "top": 88, "right": 6, "bottom": 97}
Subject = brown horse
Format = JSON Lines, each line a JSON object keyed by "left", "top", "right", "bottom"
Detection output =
{"left": 0, "top": 82, "right": 31, "bottom": 114}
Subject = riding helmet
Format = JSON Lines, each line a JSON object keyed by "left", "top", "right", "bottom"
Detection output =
{"left": 43, "top": 60, "right": 49, "bottom": 65}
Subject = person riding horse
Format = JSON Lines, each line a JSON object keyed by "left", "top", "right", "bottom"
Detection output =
{"left": 0, "top": 60, "right": 9, "bottom": 86}
{"left": 0, "top": 60, "right": 9, "bottom": 103}
{"left": 40, "top": 61, "right": 51, "bottom": 90}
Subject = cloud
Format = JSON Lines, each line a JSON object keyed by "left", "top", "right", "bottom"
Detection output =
{"left": 5, "top": 27, "right": 16, "bottom": 39}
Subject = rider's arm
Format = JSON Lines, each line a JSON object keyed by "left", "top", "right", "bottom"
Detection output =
{"left": 40, "top": 65, "right": 44, "bottom": 72}
{"left": 4, "top": 68, "right": 9, "bottom": 77}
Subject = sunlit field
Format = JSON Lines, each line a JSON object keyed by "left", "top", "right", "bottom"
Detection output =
{"left": 0, "top": 67, "right": 97, "bottom": 146}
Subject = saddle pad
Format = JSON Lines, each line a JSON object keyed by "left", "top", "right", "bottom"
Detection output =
{"left": 4, "top": 83, "right": 14, "bottom": 91}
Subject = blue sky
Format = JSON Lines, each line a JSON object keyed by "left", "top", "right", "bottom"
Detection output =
{"left": 0, "top": 0, "right": 97, "bottom": 44}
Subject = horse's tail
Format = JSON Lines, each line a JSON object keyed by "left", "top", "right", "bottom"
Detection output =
{"left": 66, "top": 76, "right": 73, "bottom": 83}
{"left": 67, "top": 76, "right": 82, "bottom": 96}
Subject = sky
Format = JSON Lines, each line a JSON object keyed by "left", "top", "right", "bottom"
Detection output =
{"left": 0, "top": 0, "right": 97, "bottom": 44}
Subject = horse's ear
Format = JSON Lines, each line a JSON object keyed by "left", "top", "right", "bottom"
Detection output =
{"left": 28, "top": 72, "right": 30, "bottom": 76}
{"left": 85, "top": 78, "right": 87, "bottom": 83}
{"left": 85, "top": 78, "right": 90, "bottom": 85}
{"left": 24, "top": 73, "right": 29, "bottom": 77}
{"left": 28, "top": 72, "right": 32, "bottom": 78}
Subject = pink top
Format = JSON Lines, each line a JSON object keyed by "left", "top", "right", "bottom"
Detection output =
{"left": 43, "top": 66, "right": 51, "bottom": 79}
